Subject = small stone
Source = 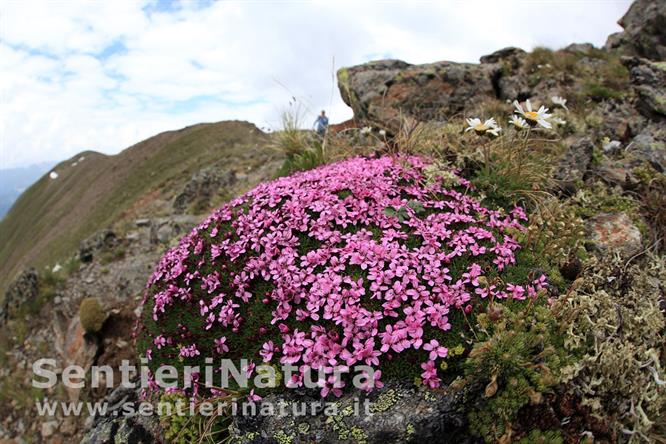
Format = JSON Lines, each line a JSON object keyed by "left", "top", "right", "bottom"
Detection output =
{"left": 135, "top": 218, "right": 151, "bottom": 227}
{"left": 156, "top": 224, "right": 173, "bottom": 243}
{"left": 41, "top": 421, "right": 58, "bottom": 439}
{"left": 587, "top": 212, "right": 643, "bottom": 257}
{"left": 602, "top": 139, "right": 622, "bottom": 154}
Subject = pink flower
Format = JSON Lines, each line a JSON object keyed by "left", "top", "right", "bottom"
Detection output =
{"left": 423, "top": 339, "right": 448, "bottom": 361}
{"left": 179, "top": 344, "right": 200, "bottom": 358}
{"left": 243, "top": 361, "right": 256, "bottom": 378}
{"left": 141, "top": 155, "right": 546, "bottom": 400}
{"left": 214, "top": 337, "right": 229, "bottom": 354}
{"left": 358, "top": 370, "right": 384, "bottom": 392}
{"left": 421, "top": 361, "right": 441, "bottom": 388}
{"left": 260, "top": 341, "right": 276, "bottom": 362}
{"left": 506, "top": 284, "right": 526, "bottom": 300}
{"left": 154, "top": 335, "right": 167, "bottom": 349}
{"left": 247, "top": 389, "right": 262, "bottom": 404}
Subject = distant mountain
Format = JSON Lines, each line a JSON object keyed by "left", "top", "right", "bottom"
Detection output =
{"left": 0, "top": 121, "right": 275, "bottom": 289}
{"left": 0, "top": 162, "right": 55, "bottom": 219}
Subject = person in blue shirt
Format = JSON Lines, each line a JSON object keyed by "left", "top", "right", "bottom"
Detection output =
{"left": 314, "top": 110, "right": 329, "bottom": 137}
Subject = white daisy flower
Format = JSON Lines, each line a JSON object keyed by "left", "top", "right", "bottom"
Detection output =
{"left": 360, "top": 126, "right": 372, "bottom": 135}
{"left": 509, "top": 115, "right": 529, "bottom": 130}
{"left": 465, "top": 117, "right": 501, "bottom": 137}
{"left": 378, "top": 129, "right": 387, "bottom": 137}
{"left": 512, "top": 99, "right": 552, "bottom": 129}
{"left": 551, "top": 96, "right": 568, "bottom": 111}
{"left": 550, "top": 116, "right": 567, "bottom": 126}
{"left": 49, "top": 171, "right": 59, "bottom": 180}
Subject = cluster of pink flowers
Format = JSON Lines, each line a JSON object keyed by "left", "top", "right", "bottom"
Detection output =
{"left": 140, "top": 155, "right": 546, "bottom": 397}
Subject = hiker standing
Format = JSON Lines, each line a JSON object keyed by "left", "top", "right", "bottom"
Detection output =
{"left": 314, "top": 110, "right": 329, "bottom": 137}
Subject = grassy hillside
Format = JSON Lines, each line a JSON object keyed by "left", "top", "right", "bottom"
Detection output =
{"left": 0, "top": 120, "right": 271, "bottom": 290}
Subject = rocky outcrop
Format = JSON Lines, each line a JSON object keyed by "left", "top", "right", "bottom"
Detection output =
{"left": 149, "top": 215, "right": 200, "bottom": 244}
{"left": 81, "top": 385, "right": 160, "bottom": 444}
{"left": 1, "top": 267, "right": 39, "bottom": 325}
{"left": 173, "top": 168, "right": 237, "bottom": 214}
{"left": 605, "top": 0, "right": 666, "bottom": 60}
{"left": 554, "top": 138, "right": 594, "bottom": 192}
{"left": 337, "top": 60, "right": 496, "bottom": 130}
{"left": 231, "top": 381, "right": 477, "bottom": 444}
{"left": 79, "top": 229, "right": 119, "bottom": 263}
{"left": 623, "top": 57, "right": 666, "bottom": 120}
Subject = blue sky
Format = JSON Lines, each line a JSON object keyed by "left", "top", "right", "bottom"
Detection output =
{"left": 0, "top": 0, "right": 632, "bottom": 169}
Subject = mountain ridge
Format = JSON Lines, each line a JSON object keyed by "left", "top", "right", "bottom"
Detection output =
{"left": 0, "top": 120, "right": 274, "bottom": 291}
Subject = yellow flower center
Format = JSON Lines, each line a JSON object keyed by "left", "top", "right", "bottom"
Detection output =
{"left": 525, "top": 111, "right": 539, "bottom": 121}
{"left": 474, "top": 123, "right": 486, "bottom": 131}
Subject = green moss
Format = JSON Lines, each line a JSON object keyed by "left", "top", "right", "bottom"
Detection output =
{"left": 581, "top": 82, "right": 624, "bottom": 101}
{"left": 515, "top": 429, "right": 563, "bottom": 444}
{"left": 79, "top": 297, "right": 106, "bottom": 334}
{"left": 465, "top": 304, "right": 573, "bottom": 443}
{"left": 159, "top": 393, "right": 230, "bottom": 443}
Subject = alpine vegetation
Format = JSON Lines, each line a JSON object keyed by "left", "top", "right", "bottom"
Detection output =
{"left": 137, "top": 155, "right": 548, "bottom": 401}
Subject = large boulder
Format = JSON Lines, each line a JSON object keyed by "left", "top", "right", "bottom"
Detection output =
{"left": 230, "top": 380, "right": 477, "bottom": 444}
{"left": 623, "top": 57, "right": 666, "bottom": 120}
{"left": 605, "top": 0, "right": 666, "bottom": 60}
{"left": 81, "top": 385, "right": 160, "bottom": 444}
{"left": 1, "top": 267, "right": 39, "bottom": 324}
{"left": 627, "top": 123, "right": 666, "bottom": 172}
{"left": 337, "top": 60, "right": 496, "bottom": 129}
{"left": 79, "top": 229, "right": 118, "bottom": 263}
{"left": 554, "top": 138, "right": 594, "bottom": 192}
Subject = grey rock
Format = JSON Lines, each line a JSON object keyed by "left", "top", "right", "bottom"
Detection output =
{"left": 479, "top": 47, "right": 526, "bottom": 64}
{"left": 125, "top": 231, "right": 141, "bottom": 242}
{"left": 231, "top": 380, "right": 477, "bottom": 444}
{"left": 173, "top": 168, "right": 237, "bottom": 214}
{"left": 605, "top": 0, "right": 666, "bottom": 60}
{"left": 627, "top": 123, "right": 666, "bottom": 171}
{"left": 149, "top": 215, "right": 200, "bottom": 245}
{"left": 596, "top": 158, "right": 634, "bottom": 189}
{"left": 1, "top": 267, "right": 39, "bottom": 325}
{"left": 81, "top": 385, "right": 160, "bottom": 444}
{"left": 593, "top": 100, "right": 646, "bottom": 143}
{"left": 156, "top": 224, "right": 173, "bottom": 244}
{"left": 563, "top": 43, "right": 596, "bottom": 55}
{"left": 338, "top": 59, "right": 496, "bottom": 130}
{"left": 79, "top": 229, "right": 118, "bottom": 263}
{"left": 554, "top": 137, "right": 594, "bottom": 190}
{"left": 623, "top": 57, "right": 666, "bottom": 120}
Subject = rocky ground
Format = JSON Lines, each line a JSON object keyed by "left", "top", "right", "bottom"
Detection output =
{"left": 0, "top": 155, "right": 281, "bottom": 443}
{"left": 0, "top": 0, "right": 664, "bottom": 442}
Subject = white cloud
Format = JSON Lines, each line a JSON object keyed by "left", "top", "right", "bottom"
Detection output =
{"left": 0, "top": 0, "right": 631, "bottom": 168}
